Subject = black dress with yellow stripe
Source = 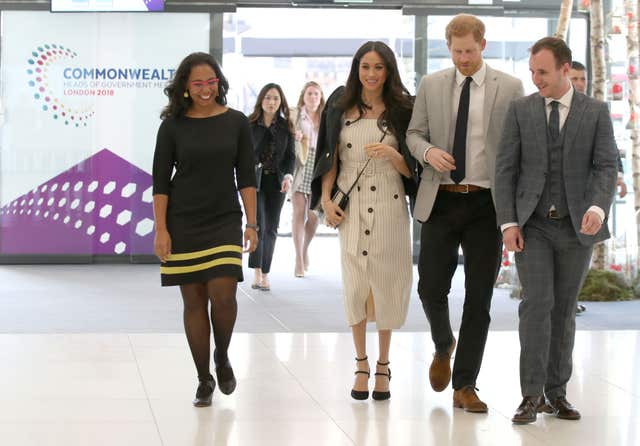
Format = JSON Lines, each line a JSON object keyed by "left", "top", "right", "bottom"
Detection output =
{"left": 152, "top": 109, "right": 256, "bottom": 287}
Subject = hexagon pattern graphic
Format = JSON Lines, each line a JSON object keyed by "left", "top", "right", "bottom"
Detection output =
{"left": 0, "top": 149, "right": 155, "bottom": 255}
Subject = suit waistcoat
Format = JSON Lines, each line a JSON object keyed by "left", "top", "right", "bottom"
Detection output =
{"left": 534, "top": 128, "right": 569, "bottom": 218}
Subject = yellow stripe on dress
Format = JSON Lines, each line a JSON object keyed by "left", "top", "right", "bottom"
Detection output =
{"left": 160, "top": 257, "right": 243, "bottom": 275}
{"left": 165, "top": 245, "right": 242, "bottom": 261}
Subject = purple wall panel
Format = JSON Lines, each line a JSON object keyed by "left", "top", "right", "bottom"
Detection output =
{"left": 0, "top": 149, "right": 155, "bottom": 255}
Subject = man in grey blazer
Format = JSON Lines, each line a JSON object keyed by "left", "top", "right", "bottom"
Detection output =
{"left": 495, "top": 37, "right": 617, "bottom": 424}
{"left": 407, "top": 14, "right": 523, "bottom": 412}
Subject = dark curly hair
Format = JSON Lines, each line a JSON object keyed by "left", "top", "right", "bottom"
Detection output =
{"left": 160, "top": 52, "right": 229, "bottom": 119}
{"left": 338, "top": 41, "right": 413, "bottom": 138}
{"left": 247, "top": 83, "right": 294, "bottom": 134}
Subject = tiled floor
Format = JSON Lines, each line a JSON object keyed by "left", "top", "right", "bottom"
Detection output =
{"left": 0, "top": 331, "right": 639, "bottom": 445}
{"left": 1, "top": 237, "right": 638, "bottom": 333}
{"left": 1, "top": 236, "right": 639, "bottom": 444}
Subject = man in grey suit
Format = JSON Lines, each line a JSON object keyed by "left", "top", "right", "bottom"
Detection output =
{"left": 407, "top": 14, "right": 523, "bottom": 412}
{"left": 495, "top": 37, "right": 618, "bottom": 424}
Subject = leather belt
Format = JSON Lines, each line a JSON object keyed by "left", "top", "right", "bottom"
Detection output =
{"left": 438, "top": 184, "right": 487, "bottom": 193}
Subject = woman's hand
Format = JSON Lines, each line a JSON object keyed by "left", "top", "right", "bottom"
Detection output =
{"left": 243, "top": 227, "right": 258, "bottom": 253}
{"left": 295, "top": 130, "right": 303, "bottom": 141}
{"left": 321, "top": 199, "right": 345, "bottom": 228}
{"left": 364, "top": 143, "right": 400, "bottom": 161}
{"left": 154, "top": 229, "right": 172, "bottom": 262}
{"left": 281, "top": 177, "right": 292, "bottom": 193}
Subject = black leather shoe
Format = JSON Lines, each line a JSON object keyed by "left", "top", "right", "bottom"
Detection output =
{"left": 512, "top": 396, "right": 545, "bottom": 424}
{"left": 192, "top": 375, "right": 215, "bottom": 407}
{"left": 351, "top": 356, "right": 370, "bottom": 400}
{"left": 214, "top": 350, "right": 237, "bottom": 395}
{"left": 372, "top": 361, "right": 391, "bottom": 401}
{"left": 548, "top": 396, "right": 581, "bottom": 420}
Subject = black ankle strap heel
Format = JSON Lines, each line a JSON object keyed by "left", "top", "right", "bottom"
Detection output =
{"left": 351, "top": 356, "right": 370, "bottom": 400}
{"left": 372, "top": 360, "right": 391, "bottom": 401}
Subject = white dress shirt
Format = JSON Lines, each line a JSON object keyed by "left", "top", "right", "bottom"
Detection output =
{"left": 445, "top": 63, "right": 489, "bottom": 187}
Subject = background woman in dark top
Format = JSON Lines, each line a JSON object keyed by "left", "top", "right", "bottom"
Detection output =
{"left": 248, "top": 83, "right": 295, "bottom": 291}
{"left": 152, "top": 52, "right": 258, "bottom": 407}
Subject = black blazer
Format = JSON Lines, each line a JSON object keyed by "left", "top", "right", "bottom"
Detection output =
{"left": 250, "top": 116, "right": 295, "bottom": 184}
{"left": 310, "top": 86, "right": 421, "bottom": 212}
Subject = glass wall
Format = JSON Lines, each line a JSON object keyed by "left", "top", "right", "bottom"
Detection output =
{"left": 221, "top": 8, "right": 416, "bottom": 113}
{"left": 0, "top": 11, "right": 210, "bottom": 261}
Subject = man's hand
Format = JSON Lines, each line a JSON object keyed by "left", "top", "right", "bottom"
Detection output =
{"left": 580, "top": 210, "right": 603, "bottom": 235}
{"left": 503, "top": 226, "right": 524, "bottom": 252}
{"left": 425, "top": 147, "right": 456, "bottom": 172}
{"left": 617, "top": 177, "right": 627, "bottom": 198}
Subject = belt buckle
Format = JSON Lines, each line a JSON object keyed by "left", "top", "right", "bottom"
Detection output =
{"left": 548, "top": 209, "right": 559, "bottom": 219}
{"left": 460, "top": 184, "right": 469, "bottom": 194}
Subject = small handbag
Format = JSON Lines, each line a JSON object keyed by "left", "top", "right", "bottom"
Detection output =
{"left": 330, "top": 158, "right": 369, "bottom": 212}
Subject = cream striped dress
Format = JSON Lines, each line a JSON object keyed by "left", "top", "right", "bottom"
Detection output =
{"left": 336, "top": 118, "right": 412, "bottom": 330}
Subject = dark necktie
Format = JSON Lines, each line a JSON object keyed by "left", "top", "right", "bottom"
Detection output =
{"left": 451, "top": 76, "right": 472, "bottom": 184}
{"left": 549, "top": 100, "right": 560, "bottom": 140}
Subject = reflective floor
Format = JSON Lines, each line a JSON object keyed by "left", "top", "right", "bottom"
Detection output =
{"left": 1, "top": 330, "right": 638, "bottom": 445}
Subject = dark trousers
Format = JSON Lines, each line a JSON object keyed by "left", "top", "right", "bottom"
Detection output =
{"left": 515, "top": 215, "right": 592, "bottom": 400}
{"left": 248, "top": 173, "right": 286, "bottom": 274}
{"left": 417, "top": 189, "right": 501, "bottom": 389}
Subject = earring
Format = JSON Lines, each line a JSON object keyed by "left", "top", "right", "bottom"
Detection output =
{"left": 183, "top": 91, "right": 189, "bottom": 98}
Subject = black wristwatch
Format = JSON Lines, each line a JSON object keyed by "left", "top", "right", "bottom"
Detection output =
{"left": 246, "top": 223, "right": 259, "bottom": 232}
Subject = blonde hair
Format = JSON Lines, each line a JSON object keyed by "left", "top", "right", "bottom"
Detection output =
{"left": 296, "top": 81, "right": 325, "bottom": 113}
{"left": 445, "top": 14, "right": 485, "bottom": 45}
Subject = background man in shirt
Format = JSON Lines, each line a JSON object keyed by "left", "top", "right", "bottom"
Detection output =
{"left": 569, "top": 61, "right": 627, "bottom": 315}
{"left": 569, "top": 61, "right": 626, "bottom": 199}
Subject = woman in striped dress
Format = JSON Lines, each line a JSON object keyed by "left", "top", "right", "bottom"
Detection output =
{"left": 152, "top": 53, "right": 258, "bottom": 407}
{"left": 311, "top": 42, "right": 418, "bottom": 401}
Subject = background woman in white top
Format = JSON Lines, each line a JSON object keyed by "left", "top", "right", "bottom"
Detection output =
{"left": 290, "top": 81, "right": 325, "bottom": 277}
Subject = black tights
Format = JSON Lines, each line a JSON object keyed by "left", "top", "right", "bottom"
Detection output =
{"left": 179, "top": 277, "right": 238, "bottom": 380}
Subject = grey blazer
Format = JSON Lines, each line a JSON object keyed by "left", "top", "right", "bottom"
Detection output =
{"left": 406, "top": 65, "right": 524, "bottom": 222}
{"left": 494, "top": 91, "right": 618, "bottom": 246}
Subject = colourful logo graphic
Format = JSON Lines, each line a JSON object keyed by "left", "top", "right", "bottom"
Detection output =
{"left": 26, "top": 44, "right": 95, "bottom": 127}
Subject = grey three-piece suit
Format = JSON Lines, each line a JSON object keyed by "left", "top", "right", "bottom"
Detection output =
{"left": 495, "top": 90, "right": 618, "bottom": 399}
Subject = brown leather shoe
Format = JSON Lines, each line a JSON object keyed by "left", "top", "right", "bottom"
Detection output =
{"left": 453, "top": 386, "right": 488, "bottom": 413}
{"left": 548, "top": 396, "right": 581, "bottom": 420}
{"left": 429, "top": 338, "right": 456, "bottom": 392}
{"left": 511, "top": 396, "right": 545, "bottom": 424}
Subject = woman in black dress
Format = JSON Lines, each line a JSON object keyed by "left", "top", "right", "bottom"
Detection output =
{"left": 152, "top": 52, "right": 258, "bottom": 407}
{"left": 247, "top": 83, "right": 295, "bottom": 290}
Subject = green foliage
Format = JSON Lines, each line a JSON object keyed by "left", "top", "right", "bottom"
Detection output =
{"left": 578, "top": 269, "right": 636, "bottom": 302}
